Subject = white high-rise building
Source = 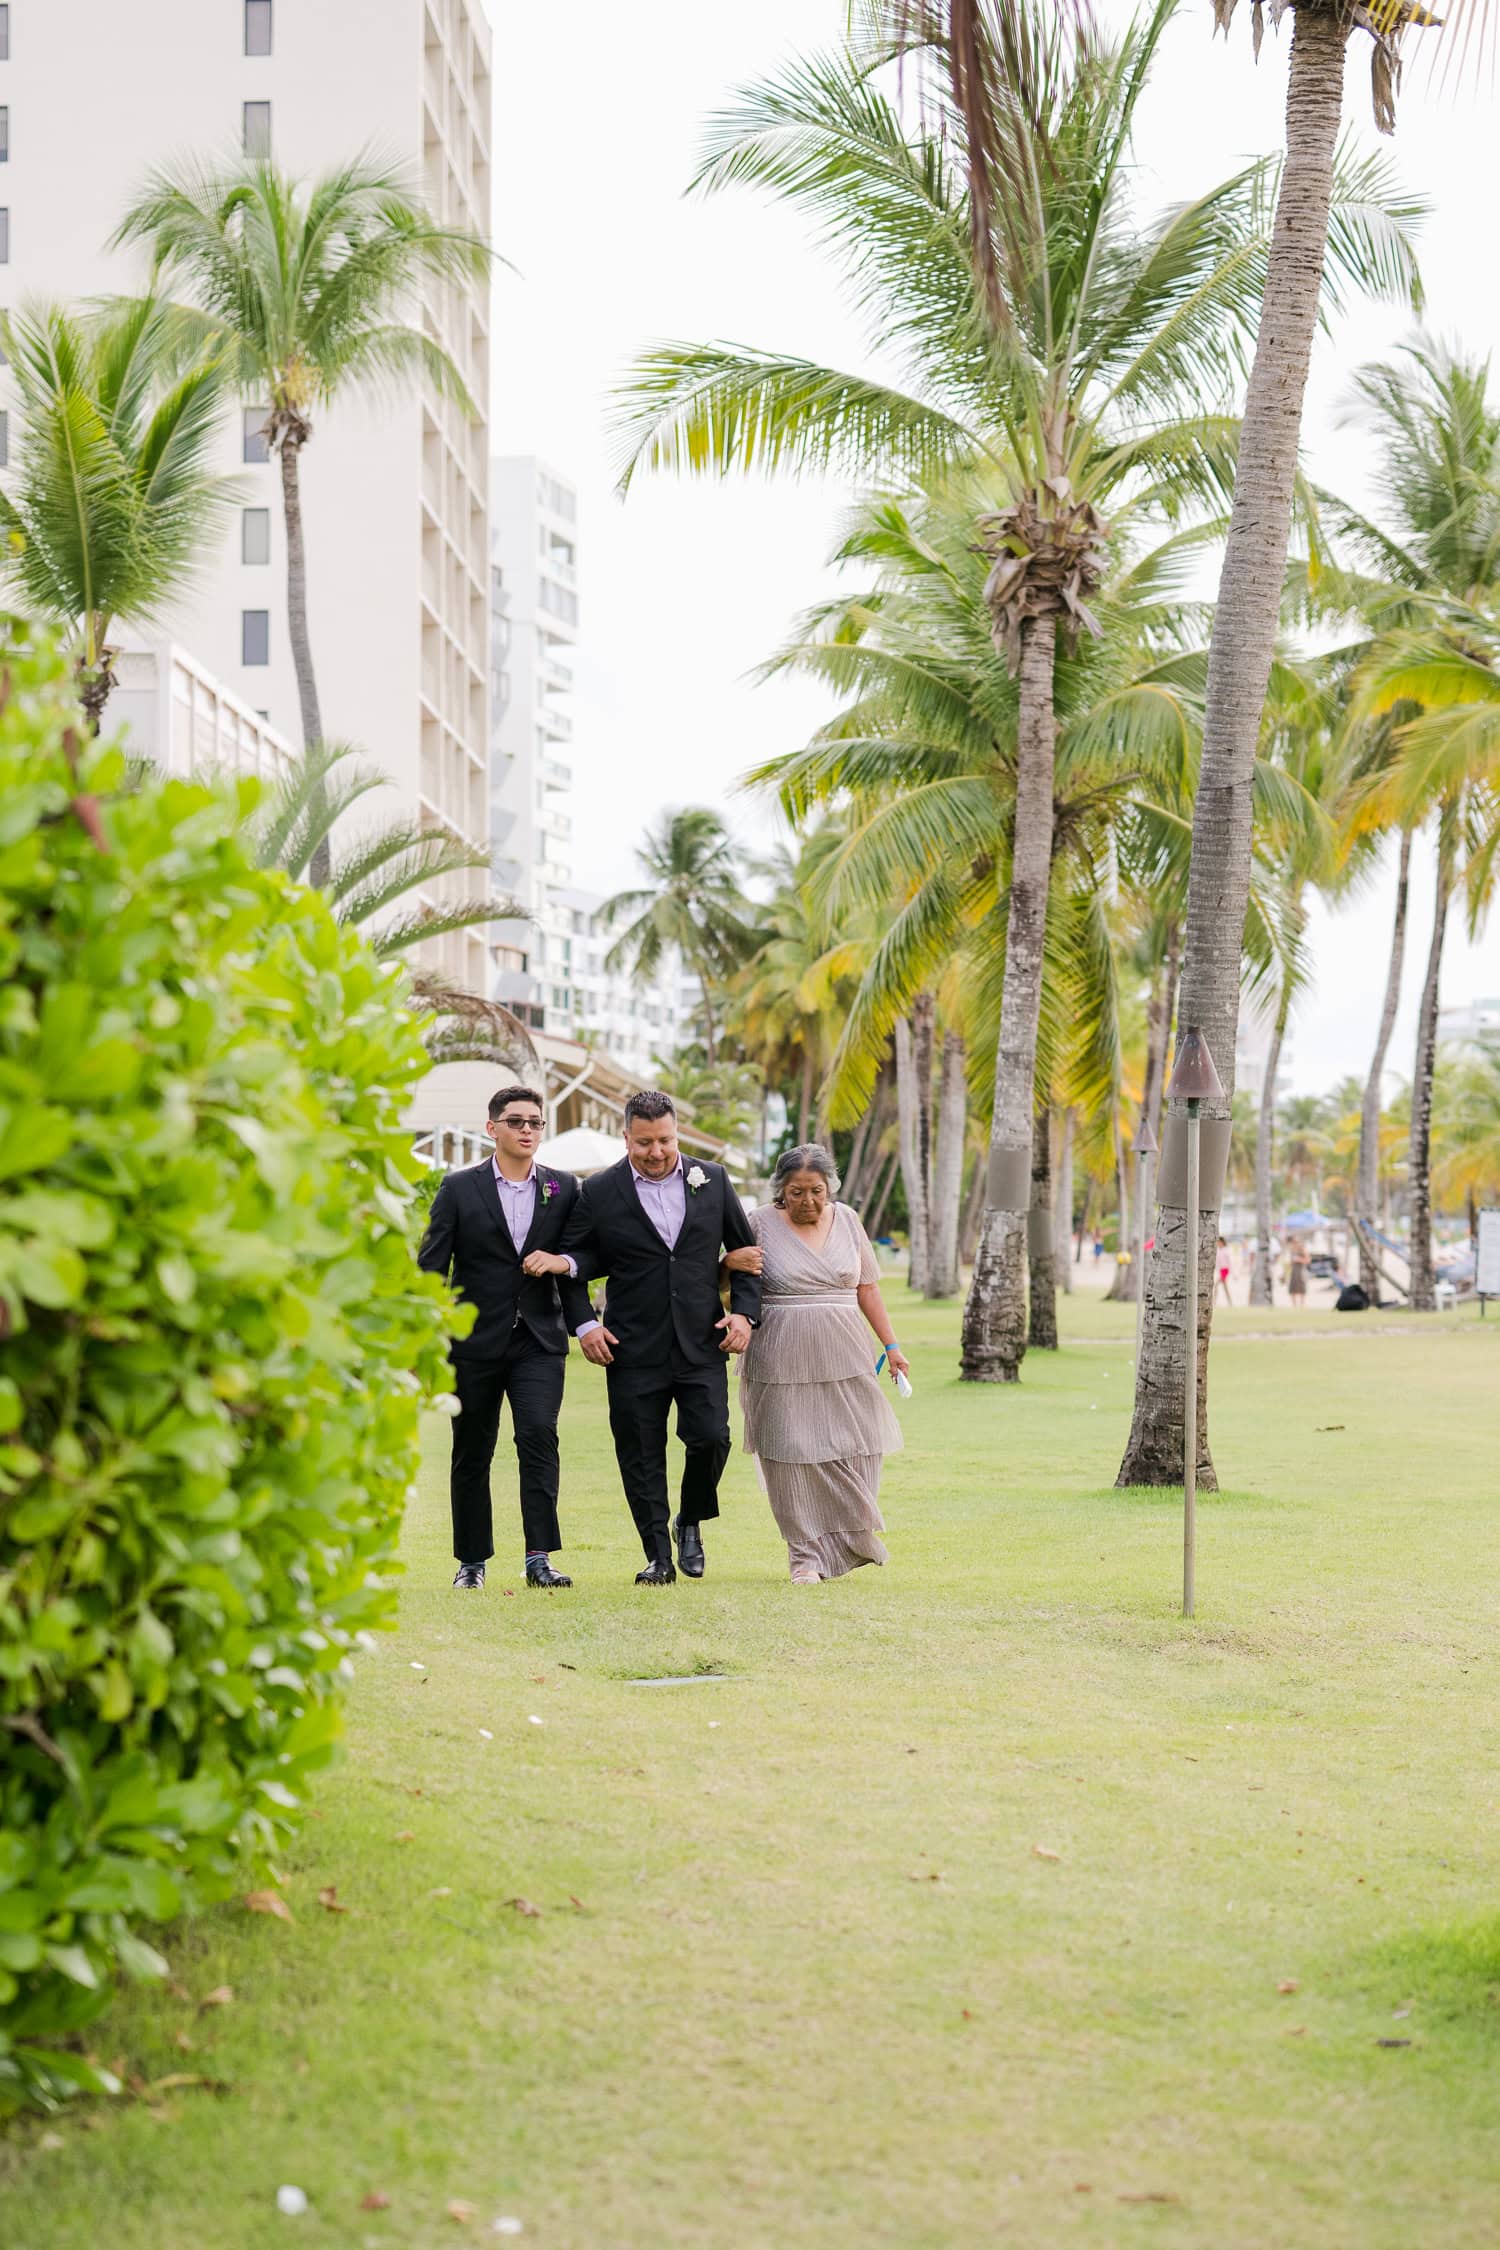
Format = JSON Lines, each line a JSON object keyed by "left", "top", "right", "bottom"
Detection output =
{"left": 489, "top": 455, "right": 578, "bottom": 1028}
{"left": 3, "top": 0, "right": 493, "bottom": 990}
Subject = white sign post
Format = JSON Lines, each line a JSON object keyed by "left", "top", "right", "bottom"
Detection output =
{"left": 1477, "top": 1208, "right": 1500, "bottom": 1314}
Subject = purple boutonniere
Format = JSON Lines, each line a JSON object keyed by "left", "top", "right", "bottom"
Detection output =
{"left": 540, "top": 1176, "right": 556, "bottom": 1204}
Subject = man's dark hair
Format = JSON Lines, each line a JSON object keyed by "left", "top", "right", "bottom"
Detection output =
{"left": 488, "top": 1084, "right": 545, "bottom": 1121}
{"left": 624, "top": 1088, "right": 676, "bottom": 1129}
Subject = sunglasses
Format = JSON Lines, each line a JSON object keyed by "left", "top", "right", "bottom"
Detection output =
{"left": 495, "top": 1117, "right": 543, "bottom": 1133}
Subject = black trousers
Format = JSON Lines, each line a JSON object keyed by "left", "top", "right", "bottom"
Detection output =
{"left": 450, "top": 1331, "right": 565, "bottom": 1563}
{"left": 606, "top": 1352, "right": 731, "bottom": 1565}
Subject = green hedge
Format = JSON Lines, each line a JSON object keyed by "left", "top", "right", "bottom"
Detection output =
{"left": 0, "top": 632, "right": 461, "bottom": 2111}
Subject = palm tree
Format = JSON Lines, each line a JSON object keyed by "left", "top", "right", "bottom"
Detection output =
{"left": 1114, "top": 0, "right": 1446, "bottom": 1482}
{"left": 598, "top": 807, "right": 755, "bottom": 1063}
{"left": 248, "top": 739, "right": 534, "bottom": 1071}
{"left": 0, "top": 298, "right": 235, "bottom": 727}
{"left": 730, "top": 830, "right": 870, "bottom": 1143}
{"left": 750, "top": 482, "right": 1212, "bottom": 1367}
{"left": 1320, "top": 340, "right": 1500, "bottom": 1306}
{"left": 1431, "top": 1041, "right": 1500, "bottom": 1211}
{"left": 617, "top": 0, "right": 1417, "bottom": 1383}
{"left": 114, "top": 156, "right": 491, "bottom": 877}
{"left": 1244, "top": 670, "right": 1340, "bottom": 1305}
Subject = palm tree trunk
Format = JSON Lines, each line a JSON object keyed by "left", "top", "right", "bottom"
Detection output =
{"left": 698, "top": 972, "right": 719, "bottom": 1066}
{"left": 278, "top": 427, "right": 329, "bottom": 884}
{"left": 797, "top": 1046, "right": 816, "bottom": 1144}
{"left": 1250, "top": 1004, "right": 1287, "bottom": 1307}
{"left": 1106, "top": 1117, "right": 1135, "bottom": 1301}
{"left": 1358, "top": 827, "right": 1412, "bottom": 1297}
{"left": 868, "top": 1147, "right": 899, "bottom": 1239}
{"left": 1407, "top": 843, "right": 1451, "bottom": 1312}
{"left": 1027, "top": 1103, "right": 1057, "bottom": 1349}
{"left": 1117, "top": 5, "right": 1348, "bottom": 1485}
{"left": 1118, "top": 921, "right": 1180, "bottom": 1302}
{"left": 960, "top": 1146, "right": 987, "bottom": 1267}
{"left": 1054, "top": 1107, "right": 1073, "bottom": 1294}
{"left": 895, "top": 996, "right": 936, "bottom": 1291}
{"left": 844, "top": 1080, "right": 878, "bottom": 1205}
{"left": 962, "top": 612, "right": 1057, "bottom": 1381}
{"left": 927, "top": 1030, "right": 967, "bottom": 1299}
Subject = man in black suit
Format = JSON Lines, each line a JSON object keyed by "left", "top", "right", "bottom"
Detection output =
{"left": 530, "top": 1089, "right": 761, "bottom": 1585}
{"left": 417, "top": 1085, "right": 593, "bottom": 1591}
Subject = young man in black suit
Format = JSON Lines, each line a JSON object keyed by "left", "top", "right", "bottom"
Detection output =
{"left": 418, "top": 1085, "right": 593, "bottom": 1591}
{"left": 530, "top": 1089, "right": 762, "bottom": 1585}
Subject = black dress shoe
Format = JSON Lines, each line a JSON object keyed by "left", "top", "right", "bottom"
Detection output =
{"left": 526, "top": 1558, "right": 572, "bottom": 1589}
{"left": 635, "top": 1559, "right": 677, "bottom": 1586}
{"left": 672, "top": 1516, "right": 705, "bottom": 1578}
{"left": 452, "top": 1563, "right": 485, "bottom": 1590}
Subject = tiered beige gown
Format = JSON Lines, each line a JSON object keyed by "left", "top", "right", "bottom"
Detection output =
{"left": 740, "top": 1202, "right": 902, "bottom": 1582}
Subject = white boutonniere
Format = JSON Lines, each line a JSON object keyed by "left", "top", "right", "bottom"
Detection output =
{"left": 540, "top": 1175, "right": 556, "bottom": 1204}
{"left": 686, "top": 1165, "right": 708, "bottom": 1193}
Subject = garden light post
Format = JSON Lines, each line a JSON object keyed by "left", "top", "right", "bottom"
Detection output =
{"left": 1134, "top": 1117, "right": 1158, "bottom": 1368}
{"left": 1167, "top": 1027, "right": 1224, "bottom": 1619}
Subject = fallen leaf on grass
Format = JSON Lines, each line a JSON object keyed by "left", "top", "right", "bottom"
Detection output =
{"left": 200, "top": 1985, "right": 234, "bottom": 2009}
{"left": 907, "top": 1871, "right": 943, "bottom": 1883}
{"left": 557, "top": 1661, "right": 576, "bottom": 1670}
{"left": 448, "top": 2199, "right": 477, "bottom": 2223}
{"left": 37, "top": 2131, "right": 64, "bottom": 2152}
{"left": 1284, "top": 2026, "right": 1307, "bottom": 2037}
{"left": 506, "top": 1897, "right": 543, "bottom": 1918}
{"left": 567, "top": 1896, "right": 589, "bottom": 1913}
{"left": 245, "top": 1891, "right": 293, "bottom": 1922}
{"left": 360, "top": 2191, "right": 392, "bottom": 2211}
{"left": 1277, "top": 1979, "right": 1299, "bottom": 1995}
{"left": 1316, "top": 1425, "right": 1345, "bottom": 1433}
{"left": 478, "top": 1729, "right": 494, "bottom": 1740}
{"left": 395, "top": 1830, "right": 415, "bottom": 1843}
{"left": 1073, "top": 2183, "right": 1092, "bottom": 2194}
{"left": 1032, "top": 1846, "right": 1062, "bottom": 1863}
{"left": 173, "top": 2029, "right": 195, "bottom": 2053}
{"left": 141, "top": 2071, "right": 226, "bottom": 2098}
{"left": 1376, "top": 2037, "right": 1413, "bottom": 2049}
{"left": 1118, "top": 2191, "right": 1180, "bottom": 2205}
{"left": 317, "top": 1886, "right": 348, "bottom": 1914}
{"left": 428, "top": 1886, "right": 454, "bottom": 1899}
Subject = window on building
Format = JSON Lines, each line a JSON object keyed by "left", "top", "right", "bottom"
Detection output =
{"left": 242, "top": 507, "right": 271, "bottom": 565}
{"left": 244, "top": 0, "right": 273, "bottom": 56}
{"left": 242, "top": 407, "right": 269, "bottom": 464}
{"left": 0, "top": 9, "right": 10, "bottom": 63}
{"left": 0, "top": 411, "right": 8, "bottom": 469}
{"left": 0, "top": 209, "right": 10, "bottom": 264}
{"left": 0, "top": 108, "right": 10, "bottom": 162}
{"left": 242, "top": 610, "right": 270, "bottom": 666}
{"left": 243, "top": 101, "right": 271, "bottom": 157}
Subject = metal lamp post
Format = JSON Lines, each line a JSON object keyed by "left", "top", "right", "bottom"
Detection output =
{"left": 1134, "top": 1117, "right": 1158, "bottom": 1369}
{"left": 1166, "top": 1026, "right": 1224, "bottom": 1619}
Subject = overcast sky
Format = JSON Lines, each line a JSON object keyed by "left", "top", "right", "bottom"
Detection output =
{"left": 488, "top": 1, "right": 1500, "bottom": 1095}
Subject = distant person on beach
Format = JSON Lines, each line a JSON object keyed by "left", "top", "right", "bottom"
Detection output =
{"left": 1288, "top": 1246, "right": 1309, "bottom": 1302}
{"left": 1215, "top": 1235, "right": 1233, "bottom": 1308}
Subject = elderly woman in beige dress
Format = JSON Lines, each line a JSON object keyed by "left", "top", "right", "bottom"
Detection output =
{"left": 731, "top": 1145, "right": 910, "bottom": 1584}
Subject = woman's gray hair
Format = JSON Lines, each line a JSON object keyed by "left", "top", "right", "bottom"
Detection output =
{"left": 771, "top": 1143, "right": 841, "bottom": 1204}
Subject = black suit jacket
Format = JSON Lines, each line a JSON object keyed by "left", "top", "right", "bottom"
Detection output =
{"left": 561, "top": 1156, "right": 762, "bottom": 1371}
{"left": 418, "top": 1161, "right": 594, "bottom": 1360}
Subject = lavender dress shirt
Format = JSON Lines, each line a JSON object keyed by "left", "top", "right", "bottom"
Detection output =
{"left": 491, "top": 1160, "right": 577, "bottom": 1274}
{"left": 574, "top": 1159, "right": 688, "bottom": 1337}
{"left": 631, "top": 1158, "right": 687, "bottom": 1247}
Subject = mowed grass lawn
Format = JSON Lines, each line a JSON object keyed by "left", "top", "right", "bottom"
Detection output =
{"left": 5, "top": 1288, "right": 1500, "bottom": 2250}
